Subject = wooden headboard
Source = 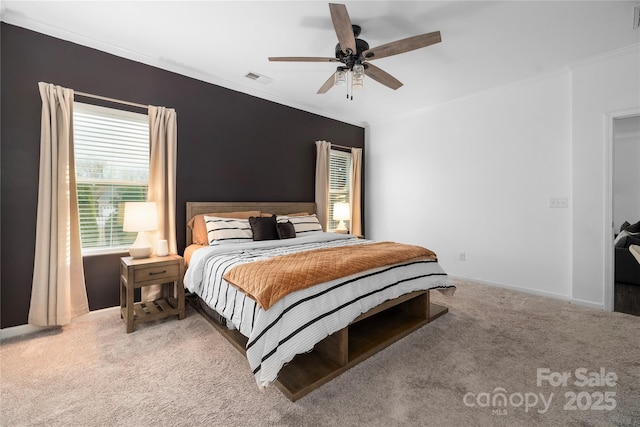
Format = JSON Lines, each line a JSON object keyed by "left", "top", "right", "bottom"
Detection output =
{"left": 185, "top": 201, "right": 317, "bottom": 245}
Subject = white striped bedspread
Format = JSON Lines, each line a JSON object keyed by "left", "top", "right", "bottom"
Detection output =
{"left": 184, "top": 232, "right": 456, "bottom": 388}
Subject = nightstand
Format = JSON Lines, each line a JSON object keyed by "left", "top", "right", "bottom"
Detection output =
{"left": 120, "top": 254, "right": 185, "bottom": 333}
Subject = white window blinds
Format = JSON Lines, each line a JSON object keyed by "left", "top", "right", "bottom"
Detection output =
{"left": 328, "top": 149, "right": 352, "bottom": 231}
{"left": 73, "top": 102, "right": 149, "bottom": 254}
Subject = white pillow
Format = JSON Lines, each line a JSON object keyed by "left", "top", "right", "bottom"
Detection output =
{"left": 277, "top": 214, "right": 323, "bottom": 235}
{"left": 204, "top": 216, "right": 253, "bottom": 245}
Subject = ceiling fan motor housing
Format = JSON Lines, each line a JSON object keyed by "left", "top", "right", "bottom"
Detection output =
{"left": 335, "top": 38, "right": 369, "bottom": 69}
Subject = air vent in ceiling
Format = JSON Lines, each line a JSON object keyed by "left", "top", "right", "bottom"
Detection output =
{"left": 245, "top": 72, "right": 273, "bottom": 85}
{"left": 634, "top": 5, "right": 640, "bottom": 29}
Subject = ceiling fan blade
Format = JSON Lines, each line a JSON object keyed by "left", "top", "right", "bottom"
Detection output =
{"left": 317, "top": 73, "right": 336, "bottom": 94}
{"left": 329, "top": 3, "right": 356, "bottom": 54}
{"left": 364, "top": 63, "right": 403, "bottom": 90}
{"left": 363, "top": 31, "right": 441, "bottom": 61}
{"left": 268, "top": 56, "right": 338, "bottom": 62}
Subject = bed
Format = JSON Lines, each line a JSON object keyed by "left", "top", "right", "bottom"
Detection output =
{"left": 183, "top": 201, "right": 455, "bottom": 401}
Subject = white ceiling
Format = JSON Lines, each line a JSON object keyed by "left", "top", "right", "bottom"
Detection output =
{"left": 2, "top": 1, "right": 639, "bottom": 126}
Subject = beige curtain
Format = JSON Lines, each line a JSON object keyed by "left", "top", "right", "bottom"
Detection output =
{"left": 315, "top": 140, "right": 331, "bottom": 230}
{"left": 350, "top": 148, "right": 363, "bottom": 236}
{"left": 29, "top": 82, "right": 89, "bottom": 326}
{"left": 144, "top": 106, "right": 177, "bottom": 301}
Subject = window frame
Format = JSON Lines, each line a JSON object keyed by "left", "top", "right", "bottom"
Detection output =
{"left": 328, "top": 148, "right": 352, "bottom": 232}
{"left": 73, "top": 102, "right": 150, "bottom": 256}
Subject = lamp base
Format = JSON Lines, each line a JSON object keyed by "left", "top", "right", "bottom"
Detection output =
{"left": 129, "top": 231, "right": 152, "bottom": 259}
{"left": 335, "top": 219, "right": 349, "bottom": 234}
{"left": 129, "top": 246, "right": 152, "bottom": 259}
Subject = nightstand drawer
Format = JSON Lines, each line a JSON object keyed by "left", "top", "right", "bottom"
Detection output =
{"left": 133, "top": 263, "right": 180, "bottom": 283}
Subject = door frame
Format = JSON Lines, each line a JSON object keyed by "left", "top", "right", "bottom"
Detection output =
{"left": 604, "top": 108, "right": 640, "bottom": 312}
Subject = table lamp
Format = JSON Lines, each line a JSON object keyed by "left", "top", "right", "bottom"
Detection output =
{"left": 333, "top": 202, "right": 350, "bottom": 234}
{"left": 123, "top": 201, "right": 158, "bottom": 258}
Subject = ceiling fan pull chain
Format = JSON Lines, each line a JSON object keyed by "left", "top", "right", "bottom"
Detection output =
{"left": 346, "top": 70, "right": 350, "bottom": 100}
{"left": 351, "top": 71, "right": 355, "bottom": 100}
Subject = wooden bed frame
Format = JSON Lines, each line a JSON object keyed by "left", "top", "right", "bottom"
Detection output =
{"left": 185, "top": 201, "right": 449, "bottom": 401}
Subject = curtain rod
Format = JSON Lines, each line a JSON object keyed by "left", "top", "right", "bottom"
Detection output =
{"left": 75, "top": 91, "right": 148, "bottom": 110}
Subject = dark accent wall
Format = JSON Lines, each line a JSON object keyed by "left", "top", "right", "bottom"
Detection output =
{"left": 0, "top": 23, "right": 365, "bottom": 328}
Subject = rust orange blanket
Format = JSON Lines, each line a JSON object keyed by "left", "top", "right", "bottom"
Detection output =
{"left": 222, "top": 241, "right": 437, "bottom": 310}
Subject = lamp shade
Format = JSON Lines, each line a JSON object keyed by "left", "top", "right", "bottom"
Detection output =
{"left": 123, "top": 202, "right": 158, "bottom": 232}
{"left": 333, "top": 202, "right": 350, "bottom": 221}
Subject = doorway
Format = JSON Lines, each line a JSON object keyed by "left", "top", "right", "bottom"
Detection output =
{"left": 607, "top": 112, "right": 640, "bottom": 314}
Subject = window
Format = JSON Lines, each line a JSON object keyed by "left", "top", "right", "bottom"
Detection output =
{"left": 73, "top": 103, "right": 149, "bottom": 254}
{"left": 328, "top": 149, "right": 352, "bottom": 232}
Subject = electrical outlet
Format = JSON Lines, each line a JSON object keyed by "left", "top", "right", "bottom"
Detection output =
{"left": 549, "top": 197, "right": 568, "bottom": 208}
{"left": 459, "top": 252, "right": 466, "bottom": 262}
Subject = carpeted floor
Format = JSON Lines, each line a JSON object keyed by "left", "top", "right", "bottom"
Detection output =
{"left": 1, "top": 279, "right": 639, "bottom": 427}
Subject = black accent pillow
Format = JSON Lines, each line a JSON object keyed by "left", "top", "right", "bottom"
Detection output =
{"left": 249, "top": 216, "right": 279, "bottom": 241}
{"left": 623, "top": 220, "right": 640, "bottom": 234}
{"left": 277, "top": 221, "right": 296, "bottom": 239}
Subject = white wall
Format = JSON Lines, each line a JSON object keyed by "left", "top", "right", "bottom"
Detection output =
{"left": 571, "top": 46, "right": 640, "bottom": 308}
{"left": 366, "top": 71, "right": 572, "bottom": 299}
{"left": 366, "top": 45, "right": 640, "bottom": 308}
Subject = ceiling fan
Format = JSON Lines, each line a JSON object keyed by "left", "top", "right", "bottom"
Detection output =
{"left": 268, "top": 3, "right": 442, "bottom": 97}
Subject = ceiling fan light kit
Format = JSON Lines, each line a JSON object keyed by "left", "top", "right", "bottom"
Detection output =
{"left": 268, "top": 3, "right": 441, "bottom": 100}
{"left": 352, "top": 64, "right": 364, "bottom": 87}
{"left": 334, "top": 67, "right": 346, "bottom": 85}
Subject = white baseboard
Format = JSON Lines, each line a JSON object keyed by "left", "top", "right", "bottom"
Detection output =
{"left": 0, "top": 306, "right": 119, "bottom": 342}
{"left": 450, "top": 275, "right": 606, "bottom": 311}
{"left": 450, "top": 274, "right": 572, "bottom": 301}
{"left": 569, "top": 298, "right": 604, "bottom": 311}
{"left": 72, "top": 306, "right": 120, "bottom": 322}
{"left": 0, "top": 324, "right": 58, "bottom": 341}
